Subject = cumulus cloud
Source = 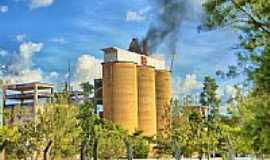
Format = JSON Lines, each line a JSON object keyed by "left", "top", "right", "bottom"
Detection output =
{"left": 0, "top": 5, "right": 8, "bottom": 13}
{"left": 0, "top": 49, "right": 8, "bottom": 57}
{"left": 0, "top": 48, "right": 102, "bottom": 91}
{"left": 3, "top": 69, "right": 43, "bottom": 84}
{"left": 0, "top": 41, "right": 45, "bottom": 84}
{"left": 49, "top": 37, "right": 66, "bottom": 44}
{"left": 126, "top": 8, "right": 148, "bottom": 22}
{"left": 0, "top": 40, "right": 102, "bottom": 89}
{"left": 16, "top": 34, "right": 27, "bottom": 42}
{"left": 224, "top": 85, "right": 238, "bottom": 99}
{"left": 126, "top": 11, "right": 145, "bottom": 22}
{"left": 19, "top": 41, "right": 43, "bottom": 60}
{"left": 44, "top": 71, "right": 60, "bottom": 83}
{"left": 29, "top": 0, "right": 55, "bottom": 9}
{"left": 173, "top": 74, "right": 203, "bottom": 96}
{"left": 73, "top": 54, "right": 102, "bottom": 89}
{"left": 217, "top": 84, "right": 238, "bottom": 100}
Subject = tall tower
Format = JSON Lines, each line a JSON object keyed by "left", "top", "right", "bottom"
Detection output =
{"left": 137, "top": 66, "right": 156, "bottom": 136}
{"left": 103, "top": 61, "right": 138, "bottom": 133}
{"left": 155, "top": 70, "right": 172, "bottom": 135}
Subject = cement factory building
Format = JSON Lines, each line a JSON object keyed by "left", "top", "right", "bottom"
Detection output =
{"left": 101, "top": 47, "right": 172, "bottom": 136}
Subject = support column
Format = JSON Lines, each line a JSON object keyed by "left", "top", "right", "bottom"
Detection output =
{"left": 50, "top": 88, "right": 54, "bottom": 104}
{"left": 20, "top": 91, "right": 24, "bottom": 106}
{"left": 1, "top": 87, "right": 7, "bottom": 160}
{"left": 33, "top": 84, "right": 38, "bottom": 115}
{"left": 2, "top": 87, "right": 7, "bottom": 126}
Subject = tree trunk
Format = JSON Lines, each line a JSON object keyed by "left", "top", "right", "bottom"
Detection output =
{"left": 198, "top": 151, "right": 203, "bottom": 160}
{"left": 175, "top": 147, "right": 181, "bottom": 160}
{"left": 261, "top": 153, "right": 264, "bottom": 160}
{"left": 43, "top": 140, "right": 53, "bottom": 160}
{"left": 81, "top": 142, "right": 87, "bottom": 160}
{"left": 1, "top": 141, "right": 7, "bottom": 160}
{"left": 127, "top": 143, "right": 133, "bottom": 160}
{"left": 124, "top": 139, "right": 133, "bottom": 160}
{"left": 1, "top": 148, "right": 6, "bottom": 160}
{"left": 93, "top": 138, "right": 98, "bottom": 160}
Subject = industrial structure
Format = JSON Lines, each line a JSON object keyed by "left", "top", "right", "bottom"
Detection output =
{"left": 2, "top": 82, "right": 54, "bottom": 124}
{"left": 0, "top": 40, "right": 172, "bottom": 138}
{"left": 101, "top": 45, "right": 172, "bottom": 136}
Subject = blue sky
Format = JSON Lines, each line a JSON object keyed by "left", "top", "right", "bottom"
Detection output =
{"left": 0, "top": 0, "right": 241, "bottom": 103}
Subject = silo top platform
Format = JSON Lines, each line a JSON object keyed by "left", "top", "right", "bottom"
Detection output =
{"left": 102, "top": 47, "right": 166, "bottom": 70}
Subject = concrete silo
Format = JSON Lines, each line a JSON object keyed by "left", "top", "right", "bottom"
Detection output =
{"left": 102, "top": 62, "right": 138, "bottom": 133}
{"left": 137, "top": 66, "right": 157, "bottom": 136}
{"left": 102, "top": 47, "right": 171, "bottom": 135}
{"left": 102, "top": 63, "right": 113, "bottom": 120}
{"left": 155, "top": 70, "right": 172, "bottom": 135}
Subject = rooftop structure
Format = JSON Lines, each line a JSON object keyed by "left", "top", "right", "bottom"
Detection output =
{"left": 102, "top": 47, "right": 167, "bottom": 70}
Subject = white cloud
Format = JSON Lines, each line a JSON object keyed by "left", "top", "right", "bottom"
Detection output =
{"left": 126, "top": 11, "right": 146, "bottom": 22}
{"left": 29, "top": 0, "right": 54, "bottom": 9}
{"left": 1, "top": 43, "right": 101, "bottom": 91}
{"left": 0, "top": 5, "right": 8, "bottom": 13}
{"left": 73, "top": 54, "right": 102, "bottom": 89}
{"left": 50, "top": 37, "right": 66, "bottom": 44}
{"left": 48, "top": 71, "right": 59, "bottom": 78}
{"left": 126, "top": 6, "right": 151, "bottom": 22}
{"left": 0, "top": 49, "right": 8, "bottom": 57}
{"left": 19, "top": 41, "right": 43, "bottom": 60}
{"left": 173, "top": 74, "right": 203, "bottom": 96}
{"left": 217, "top": 84, "right": 238, "bottom": 100}
{"left": 44, "top": 71, "right": 60, "bottom": 83}
{"left": 0, "top": 41, "right": 45, "bottom": 84}
{"left": 16, "top": 34, "right": 27, "bottom": 42}
{"left": 3, "top": 69, "right": 43, "bottom": 84}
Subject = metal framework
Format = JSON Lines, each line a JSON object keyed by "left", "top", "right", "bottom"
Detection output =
{"left": 2, "top": 82, "right": 54, "bottom": 123}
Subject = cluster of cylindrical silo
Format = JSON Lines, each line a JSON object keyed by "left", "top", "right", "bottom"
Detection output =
{"left": 102, "top": 60, "right": 172, "bottom": 136}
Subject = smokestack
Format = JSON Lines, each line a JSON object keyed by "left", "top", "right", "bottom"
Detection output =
{"left": 142, "top": 39, "right": 149, "bottom": 56}
{"left": 128, "top": 38, "right": 142, "bottom": 54}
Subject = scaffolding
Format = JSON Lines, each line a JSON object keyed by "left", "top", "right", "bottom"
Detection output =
{"left": 2, "top": 82, "right": 54, "bottom": 124}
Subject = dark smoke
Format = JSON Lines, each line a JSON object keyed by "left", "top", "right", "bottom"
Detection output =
{"left": 144, "top": 0, "right": 188, "bottom": 54}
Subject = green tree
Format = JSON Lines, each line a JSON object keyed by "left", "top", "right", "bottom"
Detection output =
{"left": 239, "top": 95, "right": 270, "bottom": 158}
{"left": 78, "top": 101, "right": 100, "bottom": 160}
{"left": 204, "top": 1, "right": 270, "bottom": 158}
{"left": 15, "top": 104, "right": 80, "bottom": 159}
{"left": 0, "top": 126, "right": 19, "bottom": 159}
{"left": 97, "top": 123, "right": 126, "bottom": 159}
{"left": 1, "top": 103, "right": 80, "bottom": 160}
{"left": 218, "top": 115, "right": 252, "bottom": 159}
{"left": 80, "top": 82, "right": 94, "bottom": 97}
{"left": 167, "top": 99, "right": 210, "bottom": 159}
{"left": 203, "top": 0, "right": 270, "bottom": 94}
{"left": 79, "top": 82, "right": 131, "bottom": 160}
{"left": 200, "top": 76, "right": 220, "bottom": 117}
{"left": 200, "top": 76, "right": 221, "bottom": 159}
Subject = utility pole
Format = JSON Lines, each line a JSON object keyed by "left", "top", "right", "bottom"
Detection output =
{"left": 68, "top": 60, "right": 71, "bottom": 92}
{"left": 170, "top": 52, "right": 177, "bottom": 73}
